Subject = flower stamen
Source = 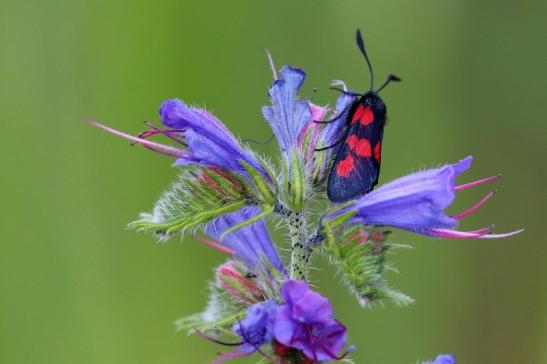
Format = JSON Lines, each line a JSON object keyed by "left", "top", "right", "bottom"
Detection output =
{"left": 84, "top": 118, "right": 185, "bottom": 158}
{"left": 430, "top": 228, "right": 524, "bottom": 239}
{"left": 196, "top": 237, "right": 235, "bottom": 255}
{"left": 455, "top": 174, "right": 501, "bottom": 191}
{"left": 451, "top": 189, "right": 496, "bottom": 220}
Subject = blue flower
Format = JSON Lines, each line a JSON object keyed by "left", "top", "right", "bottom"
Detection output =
{"left": 84, "top": 99, "right": 271, "bottom": 183}
{"left": 233, "top": 301, "right": 279, "bottom": 354}
{"left": 159, "top": 99, "right": 270, "bottom": 181}
{"left": 263, "top": 66, "right": 312, "bottom": 156}
{"left": 205, "top": 207, "right": 287, "bottom": 275}
{"left": 326, "top": 156, "right": 524, "bottom": 239}
{"left": 273, "top": 280, "right": 351, "bottom": 362}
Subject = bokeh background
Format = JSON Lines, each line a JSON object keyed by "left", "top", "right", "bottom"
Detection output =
{"left": 1, "top": 0, "right": 546, "bottom": 363}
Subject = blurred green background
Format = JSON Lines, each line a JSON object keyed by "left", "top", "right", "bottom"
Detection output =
{"left": 1, "top": 0, "right": 546, "bottom": 363}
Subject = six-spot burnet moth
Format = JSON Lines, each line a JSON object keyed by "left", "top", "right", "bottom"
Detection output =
{"left": 318, "top": 29, "right": 401, "bottom": 203}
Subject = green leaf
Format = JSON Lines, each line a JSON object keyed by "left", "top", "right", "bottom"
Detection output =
{"left": 240, "top": 160, "right": 276, "bottom": 205}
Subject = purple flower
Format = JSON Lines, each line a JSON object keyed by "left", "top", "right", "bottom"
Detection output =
{"left": 318, "top": 91, "right": 357, "bottom": 151}
{"left": 84, "top": 99, "right": 270, "bottom": 182}
{"left": 233, "top": 301, "right": 279, "bottom": 354}
{"left": 263, "top": 66, "right": 312, "bottom": 156}
{"left": 273, "top": 280, "right": 351, "bottom": 362}
{"left": 159, "top": 99, "right": 269, "bottom": 178}
{"left": 204, "top": 207, "right": 287, "bottom": 275}
{"left": 423, "top": 353, "right": 456, "bottom": 364}
{"left": 327, "top": 156, "right": 524, "bottom": 239}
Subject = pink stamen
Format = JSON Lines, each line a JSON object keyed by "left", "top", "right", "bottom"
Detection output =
{"left": 467, "top": 225, "right": 495, "bottom": 234}
{"left": 142, "top": 121, "right": 187, "bottom": 145}
{"left": 476, "top": 229, "right": 525, "bottom": 239}
{"left": 196, "top": 237, "right": 235, "bottom": 255}
{"left": 430, "top": 228, "right": 524, "bottom": 239}
{"left": 451, "top": 189, "right": 496, "bottom": 219}
{"left": 455, "top": 174, "right": 501, "bottom": 191}
{"left": 84, "top": 118, "right": 185, "bottom": 158}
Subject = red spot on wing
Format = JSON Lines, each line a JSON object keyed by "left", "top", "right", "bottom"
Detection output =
{"left": 355, "top": 138, "right": 372, "bottom": 157}
{"left": 336, "top": 155, "right": 355, "bottom": 177}
{"left": 374, "top": 141, "right": 381, "bottom": 162}
{"left": 347, "top": 134, "right": 358, "bottom": 150}
{"left": 351, "top": 105, "right": 374, "bottom": 126}
{"left": 347, "top": 134, "right": 372, "bottom": 157}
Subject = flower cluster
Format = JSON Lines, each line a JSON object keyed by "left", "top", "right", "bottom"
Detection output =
{"left": 88, "top": 46, "right": 522, "bottom": 363}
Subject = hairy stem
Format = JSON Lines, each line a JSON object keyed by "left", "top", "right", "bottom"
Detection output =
{"left": 275, "top": 202, "right": 311, "bottom": 280}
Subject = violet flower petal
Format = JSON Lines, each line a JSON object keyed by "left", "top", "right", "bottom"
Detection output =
{"left": 347, "top": 159, "right": 465, "bottom": 234}
{"left": 233, "top": 301, "right": 279, "bottom": 354}
{"left": 262, "top": 66, "right": 312, "bottom": 154}
{"left": 274, "top": 280, "right": 348, "bottom": 362}
{"left": 159, "top": 99, "right": 269, "bottom": 179}
{"left": 206, "top": 207, "right": 286, "bottom": 275}
{"left": 320, "top": 92, "right": 357, "bottom": 149}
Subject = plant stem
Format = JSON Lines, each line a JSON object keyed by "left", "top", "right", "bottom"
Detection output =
{"left": 275, "top": 202, "right": 311, "bottom": 280}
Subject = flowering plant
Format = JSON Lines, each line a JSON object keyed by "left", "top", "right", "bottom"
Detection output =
{"left": 87, "top": 45, "right": 522, "bottom": 363}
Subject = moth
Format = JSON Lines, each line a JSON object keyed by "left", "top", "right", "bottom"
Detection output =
{"left": 319, "top": 29, "right": 401, "bottom": 203}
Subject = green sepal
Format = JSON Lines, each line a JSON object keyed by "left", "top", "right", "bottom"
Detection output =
{"left": 322, "top": 222, "right": 413, "bottom": 307}
{"left": 311, "top": 144, "right": 326, "bottom": 183}
{"left": 324, "top": 205, "right": 356, "bottom": 230}
{"left": 174, "top": 310, "right": 245, "bottom": 337}
{"left": 240, "top": 160, "right": 276, "bottom": 205}
{"left": 128, "top": 166, "right": 250, "bottom": 240}
{"left": 288, "top": 149, "right": 305, "bottom": 212}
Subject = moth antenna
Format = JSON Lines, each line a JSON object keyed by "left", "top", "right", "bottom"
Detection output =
{"left": 376, "top": 74, "right": 402, "bottom": 93}
{"left": 355, "top": 29, "right": 374, "bottom": 91}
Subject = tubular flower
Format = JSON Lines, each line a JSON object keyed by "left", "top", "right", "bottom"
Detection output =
{"left": 232, "top": 301, "right": 279, "bottom": 354}
{"left": 204, "top": 207, "right": 287, "bottom": 275}
{"left": 159, "top": 99, "right": 269, "bottom": 179}
{"left": 325, "top": 156, "right": 524, "bottom": 239}
{"left": 85, "top": 98, "right": 270, "bottom": 183}
{"left": 273, "top": 280, "right": 352, "bottom": 362}
{"left": 263, "top": 65, "right": 312, "bottom": 157}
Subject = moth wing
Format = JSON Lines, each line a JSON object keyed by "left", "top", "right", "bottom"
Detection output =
{"left": 326, "top": 122, "right": 381, "bottom": 202}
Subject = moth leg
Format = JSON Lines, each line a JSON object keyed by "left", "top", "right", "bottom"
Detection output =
{"left": 314, "top": 137, "right": 345, "bottom": 151}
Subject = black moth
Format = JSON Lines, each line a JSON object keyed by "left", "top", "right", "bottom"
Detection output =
{"left": 318, "top": 29, "right": 401, "bottom": 203}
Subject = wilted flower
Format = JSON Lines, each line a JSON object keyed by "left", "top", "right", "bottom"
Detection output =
{"left": 273, "top": 280, "right": 352, "bottom": 362}
{"left": 326, "top": 156, "right": 523, "bottom": 239}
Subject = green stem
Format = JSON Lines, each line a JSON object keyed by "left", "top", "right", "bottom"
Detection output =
{"left": 276, "top": 202, "right": 311, "bottom": 280}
